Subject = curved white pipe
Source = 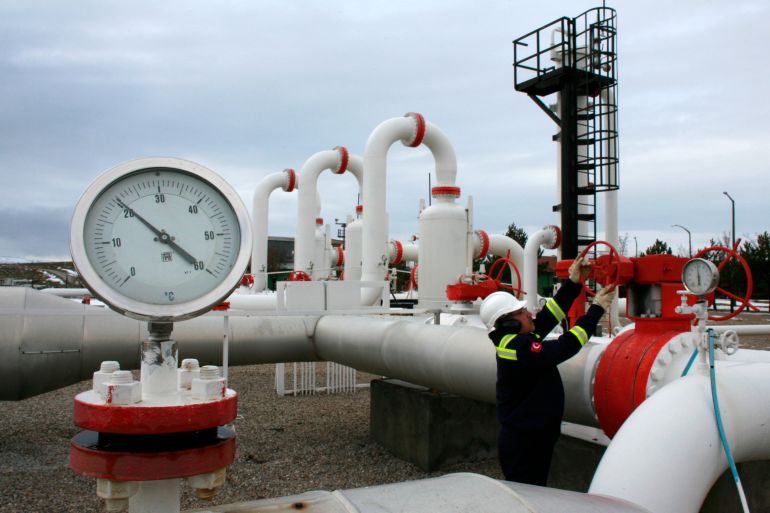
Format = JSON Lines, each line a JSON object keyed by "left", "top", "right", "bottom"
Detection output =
{"left": 251, "top": 169, "right": 295, "bottom": 292}
{"left": 361, "top": 114, "right": 457, "bottom": 305}
{"left": 485, "top": 233, "right": 525, "bottom": 278}
{"left": 590, "top": 362, "right": 770, "bottom": 513}
{"left": 295, "top": 148, "right": 354, "bottom": 275}
{"left": 524, "top": 226, "right": 560, "bottom": 313}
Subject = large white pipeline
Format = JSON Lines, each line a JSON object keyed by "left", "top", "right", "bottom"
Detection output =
{"left": 295, "top": 147, "right": 363, "bottom": 277}
{"left": 361, "top": 113, "right": 457, "bottom": 305}
{"left": 197, "top": 472, "right": 648, "bottom": 513}
{"left": 251, "top": 169, "right": 296, "bottom": 292}
{"left": 590, "top": 362, "right": 770, "bottom": 513}
{"left": 523, "top": 226, "right": 561, "bottom": 313}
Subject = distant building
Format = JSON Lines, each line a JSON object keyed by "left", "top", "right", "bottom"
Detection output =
{"left": 262, "top": 236, "right": 342, "bottom": 290}
{"left": 1, "top": 278, "right": 33, "bottom": 287}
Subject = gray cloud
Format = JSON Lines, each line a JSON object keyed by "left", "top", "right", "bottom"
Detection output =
{"left": 0, "top": 0, "right": 768, "bottom": 260}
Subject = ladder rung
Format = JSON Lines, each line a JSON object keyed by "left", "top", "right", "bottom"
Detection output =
{"left": 577, "top": 213, "right": 595, "bottom": 221}
{"left": 576, "top": 163, "right": 596, "bottom": 170}
{"left": 577, "top": 138, "right": 595, "bottom": 145}
{"left": 577, "top": 186, "right": 596, "bottom": 195}
{"left": 577, "top": 113, "right": 594, "bottom": 121}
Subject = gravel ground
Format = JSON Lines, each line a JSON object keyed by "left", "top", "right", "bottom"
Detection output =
{"left": 1, "top": 311, "right": 767, "bottom": 513}
{"left": 0, "top": 365, "right": 501, "bottom": 513}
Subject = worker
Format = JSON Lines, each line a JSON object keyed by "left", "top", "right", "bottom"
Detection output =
{"left": 479, "top": 256, "right": 615, "bottom": 486}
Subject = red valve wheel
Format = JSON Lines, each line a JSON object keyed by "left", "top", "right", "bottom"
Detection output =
{"left": 693, "top": 240, "right": 755, "bottom": 322}
{"left": 578, "top": 240, "right": 621, "bottom": 296}
{"left": 487, "top": 253, "right": 523, "bottom": 298}
{"left": 288, "top": 271, "right": 311, "bottom": 282}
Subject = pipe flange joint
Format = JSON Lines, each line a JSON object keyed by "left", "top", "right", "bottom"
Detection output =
{"left": 283, "top": 168, "right": 297, "bottom": 192}
{"left": 355, "top": 204, "right": 363, "bottom": 216}
{"left": 401, "top": 112, "right": 426, "bottom": 147}
{"left": 474, "top": 229, "right": 490, "bottom": 260}
{"left": 315, "top": 217, "right": 324, "bottom": 226}
{"left": 542, "top": 225, "right": 562, "bottom": 250}
{"left": 332, "top": 146, "right": 349, "bottom": 174}
{"left": 645, "top": 333, "right": 695, "bottom": 397}
{"left": 336, "top": 246, "right": 344, "bottom": 267}
{"left": 431, "top": 185, "right": 461, "bottom": 198}
{"left": 389, "top": 240, "right": 404, "bottom": 266}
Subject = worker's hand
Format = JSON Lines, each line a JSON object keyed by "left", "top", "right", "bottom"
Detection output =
{"left": 594, "top": 285, "right": 615, "bottom": 311}
{"left": 568, "top": 256, "right": 590, "bottom": 283}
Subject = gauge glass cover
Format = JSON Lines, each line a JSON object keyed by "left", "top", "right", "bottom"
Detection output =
{"left": 71, "top": 158, "right": 251, "bottom": 321}
{"left": 681, "top": 258, "right": 719, "bottom": 296}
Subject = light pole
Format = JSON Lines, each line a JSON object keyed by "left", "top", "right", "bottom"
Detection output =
{"left": 671, "top": 224, "right": 692, "bottom": 257}
{"left": 723, "top": 191, "right": 736, "bottom": 313}
{"left": 633, "top": 236, "right": 638, "bottom": 257}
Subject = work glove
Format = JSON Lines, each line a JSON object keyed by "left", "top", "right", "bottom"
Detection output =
{"left": 593, "top": 285, "right": 615, "bottom": 311}
{"left": 568, "top": 256, "right": 590, "bottom": 284}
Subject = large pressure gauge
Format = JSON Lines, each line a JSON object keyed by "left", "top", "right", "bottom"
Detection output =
{"left": 71, "top": 157, "right": 252, "bottom": 321}
{"left": 682, "top": 258, "right": 719, "bottom": 296}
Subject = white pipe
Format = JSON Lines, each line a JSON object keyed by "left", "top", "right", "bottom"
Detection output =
{"left": 40, "top": 288, "right": 91, "bottom": 298}
{"left": 486, "top": 233, "right": 525, "bottom": 277}
{"left": 713, "top": 324, "right": 770, "bottom": 336}
{"left": 196, "top": 472, "right": 648, "bottom": 513}
{"left": 361, "top": 113, "right": 457, "bottom": 305}
{"left": 252, "top": 169, "right": 296, "bottom": 292}
{"left": 590, "top": 362, "right": 770, "bottom": 513}
{"left": 295, "top": 148, "right": 349, "bottom": 275}
{"left": 523, "top": 226, "right": 560, "bottom": 313}
{"left": 388, "top": 240, "right": 419, "bottom": 265}
{"left": 601, "top": 86, "right": 620, "bottom": 331}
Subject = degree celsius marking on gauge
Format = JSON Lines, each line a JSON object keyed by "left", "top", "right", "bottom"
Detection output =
{"left": 71, "top": 158, "right": 252, "bottom": 322}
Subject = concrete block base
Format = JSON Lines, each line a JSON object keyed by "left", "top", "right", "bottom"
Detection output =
{"left": 370, "top": 378, "right": 498, "bottom": 471}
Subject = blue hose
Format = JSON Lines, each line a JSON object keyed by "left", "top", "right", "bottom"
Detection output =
{"left": 707, "top": 328, "right": 750, "bottom": 512}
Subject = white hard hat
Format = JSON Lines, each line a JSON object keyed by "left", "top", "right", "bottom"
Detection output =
{"left": 479, "top": 292, "right": 526, "bottom": 331}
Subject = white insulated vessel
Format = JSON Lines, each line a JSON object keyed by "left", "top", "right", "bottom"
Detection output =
{"left": 417, "top": 186, "right": 466, "bottom": 310}
{"left": 344, "top": 206, "right": 363, "bottom": 281}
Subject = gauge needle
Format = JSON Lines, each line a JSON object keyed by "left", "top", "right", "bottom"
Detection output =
{"left": 115, "top": 198, "right": 199, "bottom": 265}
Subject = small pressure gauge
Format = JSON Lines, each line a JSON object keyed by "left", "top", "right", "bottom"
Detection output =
{"left": 71, "top": 157, "right": 252, "bottom": 321}
{"left": 682, "top": 258, "right": 719, "bottom": 296}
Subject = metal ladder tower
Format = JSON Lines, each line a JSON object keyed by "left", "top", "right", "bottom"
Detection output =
{"left": 513, "top": 6, "right": 619, "bottom": 260}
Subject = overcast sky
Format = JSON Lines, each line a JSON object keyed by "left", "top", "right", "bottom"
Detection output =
{"left": 0, "top": 0, "right": 768, "bottom": 261}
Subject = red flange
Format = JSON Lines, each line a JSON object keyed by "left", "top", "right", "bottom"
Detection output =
{"left": 390, "top": 240, "right": 404, "bottom": 266}
{"left": 431, "top": 186, "right": 461, "bottom": 198}
{"left": 284, "top": 168, "right": 297, "bottom": 192}
{"left": 73, "top": 392, "right": 238, "bottom": 435}
{"left": 70, "top": 427, "right": 236, "bottom": 481}
{"left": 403, "top": 112, "right": 426, "bottom": 147}
{"left": 475, "top": 230, "right": 490, "bottom": 259}
{"left": 593, "top": 326, "right": 683, "bottom": 438}
{"left": 355, "top": 204, "right": 363, "bottom": 215}
{"left": 335, "top": 246, "right": 344, "bottom": 266}
{"left": 410, "top": 265, "right": 418, "bottom": 290}
{"left": 333, "top": 146, "right": 349, "bottom": 174}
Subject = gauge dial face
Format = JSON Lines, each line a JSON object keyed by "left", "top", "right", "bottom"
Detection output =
{"left": 71, "top": 158, "right": 251, "bottom": 321}
{"left": 682, "top": 258, "right": 719, "bottom": 296}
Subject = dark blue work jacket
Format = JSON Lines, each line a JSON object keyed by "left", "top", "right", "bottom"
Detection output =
{"left": 488, "top": 279, "right": 604, "bottom": 430}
